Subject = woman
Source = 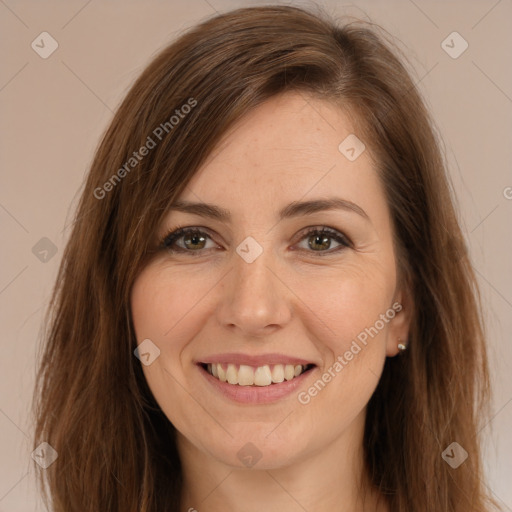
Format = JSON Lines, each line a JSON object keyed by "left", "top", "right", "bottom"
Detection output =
{"left": 32, "top": 4, "right": 499, "bottom": 511}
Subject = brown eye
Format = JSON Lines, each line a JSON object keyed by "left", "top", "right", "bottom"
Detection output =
{"left": 181, "top": 231, "right": 208, "bottom": 250}
{"left": 295, "top": 227, "right": 351, "bottom": 255}
{"left": 160, "top": 225, "right": 350, "bottom": 257}
{"left": 162, "top": 227, "right": 217, "bottom": 255}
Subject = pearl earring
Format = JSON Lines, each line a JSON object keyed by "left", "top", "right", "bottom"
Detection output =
{"left": 397, "top": 337, "right": 407, "bottom": 351}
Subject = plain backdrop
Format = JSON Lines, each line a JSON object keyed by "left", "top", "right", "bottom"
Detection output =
{"left": 1, "top": 0, "right": 511, "bottom": 510}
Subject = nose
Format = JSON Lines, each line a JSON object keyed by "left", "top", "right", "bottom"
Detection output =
{"left": 215, "top": 245, "right": 292, "bottom": 337}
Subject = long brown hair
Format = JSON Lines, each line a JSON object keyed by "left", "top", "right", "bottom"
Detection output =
{"left": 32, "top": 4, "right": 499, "bottom": 511}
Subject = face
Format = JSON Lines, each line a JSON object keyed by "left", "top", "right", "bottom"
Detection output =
{"left": 130, "top": 91, "right": 411, "bottom": 471}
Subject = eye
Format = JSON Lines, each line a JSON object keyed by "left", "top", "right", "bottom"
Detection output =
{"left": 161, "top": 226, "right": 218, "bottom": 255}
{"left": 294, "top": 226, "right": 351, "bottom": 255}
{"left": 159, "top": 225, "right": 351, "bottom": 256}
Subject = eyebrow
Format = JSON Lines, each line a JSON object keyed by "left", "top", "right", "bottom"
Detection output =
{"left": 168, "top": 197, "right": 370, "bottom": 222}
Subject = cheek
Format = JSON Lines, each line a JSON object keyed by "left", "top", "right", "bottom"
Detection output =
{"left": 290, "top": 261, "right": 394, "bottom": 409}
{"left": 292, "top": 260, "right": 395, "bottom": 354}
{"left": 130, "top": 267, "right": 208, "bottom": 430}
{"left": 129, "top": 266, "right": 200, "bottom": 412}
{"left": 130, "top": 265, "right": 206, "bottom": 347}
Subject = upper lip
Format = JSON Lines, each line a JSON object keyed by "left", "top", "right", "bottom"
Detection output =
{"left": 197, "top": 353, "right": 316, "bottom": 367}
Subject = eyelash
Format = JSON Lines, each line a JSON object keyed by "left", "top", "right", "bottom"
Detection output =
{"left": 159, "top": 225, "right": 351, "bottom": 257}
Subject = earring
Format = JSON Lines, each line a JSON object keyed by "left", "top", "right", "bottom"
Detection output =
{"left": 397, "top": 337, "right": 407, "bottom": 352}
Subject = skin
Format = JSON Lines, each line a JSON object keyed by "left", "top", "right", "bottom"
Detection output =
{"left": 130, "top": 91, "right": 412, "bottom": 512}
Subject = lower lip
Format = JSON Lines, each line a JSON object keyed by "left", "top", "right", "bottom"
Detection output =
{"left": 198, "top": 365, "right": 316, "bottom": 404}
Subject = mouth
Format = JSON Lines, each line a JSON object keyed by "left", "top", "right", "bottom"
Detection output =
{"left": 199, "top": 362, "right": 316, "bottom": 387}
{"left": 196, "top": 353, "right": 318, "bottom": 404}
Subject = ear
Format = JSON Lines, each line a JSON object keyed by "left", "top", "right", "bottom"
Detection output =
{"left": 386, "top": 278, "right": 414, "bottom": 357}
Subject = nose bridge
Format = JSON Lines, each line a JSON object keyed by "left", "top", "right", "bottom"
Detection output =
{"left": 217, "top": 236, "right": 291, "bottom": 333}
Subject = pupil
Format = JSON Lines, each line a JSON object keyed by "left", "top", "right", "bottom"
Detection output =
{"left": 311, "top": 234, "right": 329, "bottom": 251}
{"left": 185, "top": 233, "right": 205, "bottom": 249}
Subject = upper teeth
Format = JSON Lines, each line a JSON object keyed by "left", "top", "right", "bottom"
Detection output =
{"left": 206, "top": 363, "right": 307, "bottom": 386}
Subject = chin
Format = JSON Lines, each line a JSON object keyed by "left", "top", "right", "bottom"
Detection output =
{"left": 200, "top": 422, "right": 313, "bottom": 470}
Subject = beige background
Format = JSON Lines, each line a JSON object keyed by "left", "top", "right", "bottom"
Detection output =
{"left": 1, "top": 0, "right": 511, "bottom": 510}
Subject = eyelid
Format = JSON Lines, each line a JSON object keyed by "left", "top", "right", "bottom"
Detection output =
{"left": 160, "top": 224, "right": 352, "bottom": 255}
{"left": 160, "top": 225, "right": 220, "bottom": 250}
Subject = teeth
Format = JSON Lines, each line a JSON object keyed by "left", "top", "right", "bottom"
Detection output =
{"left": 238, "top": 365, "right": 254, "bottom": 386}
{"left": 271, "top": 364, "right": 284, "bottom": 383}
{"left": 254, "top": 365, "right": 272, "bottom": 386}
{"left": 284, "top": 364, "right": 295, "bottom": 381}
{"left": 226, "top": 364, "right": 238, "bottom": 385}
{"left": 217, "top": 364, "right": 227, "bottom": 382}
{"left": 205, "top": 363, "right": 310, "bottom": 386}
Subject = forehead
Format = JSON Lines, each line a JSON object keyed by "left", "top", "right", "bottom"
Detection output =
{"left": 178, "top": 91, "right": 385, "bottom": 220}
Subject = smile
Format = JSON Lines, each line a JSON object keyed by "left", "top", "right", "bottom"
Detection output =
{"left": 196, "top": 353, "right": 317, "bottom": 404}
{"left": 202, "top": 362, "right": 315, "bottom": 387}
